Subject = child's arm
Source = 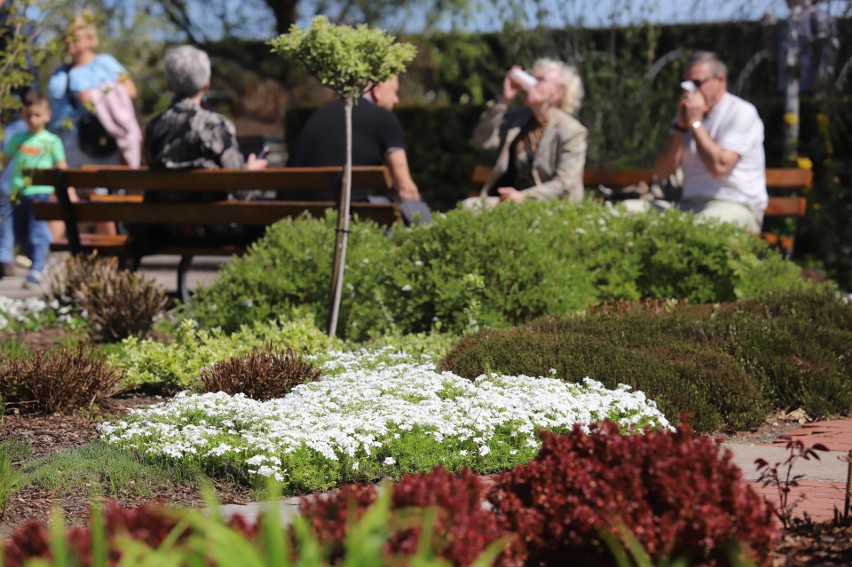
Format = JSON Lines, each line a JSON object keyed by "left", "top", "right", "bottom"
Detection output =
{"left": 1, "top": 136, "right": 22, "bottom": 169}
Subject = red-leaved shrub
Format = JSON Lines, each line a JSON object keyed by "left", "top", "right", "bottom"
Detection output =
{"left": 1, "top": 501, "right": 256, "bottom": 567}
{"left": 486, "top": 422, "right": 778, "bottom": 566}
{"left": 298, "top": 467, "right": 517, "bottom": 565}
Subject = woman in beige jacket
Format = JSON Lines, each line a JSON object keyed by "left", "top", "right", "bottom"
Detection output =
{"left": 466, "top": 59, "right": 587, "bottom": 208}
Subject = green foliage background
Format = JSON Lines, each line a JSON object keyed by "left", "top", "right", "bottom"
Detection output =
{"left": 279, "top": 20, "right": 852, "bottom": 290}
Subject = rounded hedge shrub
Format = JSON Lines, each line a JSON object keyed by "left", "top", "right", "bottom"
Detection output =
{"left": 440, "top": 287, "right": 851, "bottom": 431}
{"left": 440, "top": 314, "right": 766, "bottom": 432}
{"left": 184, "top": 201, "right": 805, "bottom": 341}
{"left": 199, "top": 346, "right": 321, "bottom": 400}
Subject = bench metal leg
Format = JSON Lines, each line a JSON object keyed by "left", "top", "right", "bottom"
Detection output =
{"left": 177, "top": 255, "right": 193, "bottom": 304}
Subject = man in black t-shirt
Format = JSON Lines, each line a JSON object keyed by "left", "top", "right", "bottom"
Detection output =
{"left": 287, "top": 76, "right": 421, "bottom": 202}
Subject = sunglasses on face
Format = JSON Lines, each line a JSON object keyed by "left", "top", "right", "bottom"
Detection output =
{"left": 686, "top": 77, "right": 715, "bottom": 88}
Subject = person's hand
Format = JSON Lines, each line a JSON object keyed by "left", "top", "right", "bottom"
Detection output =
{"left": 497, "top": 187, "right": 525, "bottom": 203}
{"left": 678, "top": 90, "right": 708, "bottom": 127}
{"left": 245, "top": 153, "right": 268, "bottom": 170}
{"left": 500, "top": 66, "right": 522, "bottom": 104}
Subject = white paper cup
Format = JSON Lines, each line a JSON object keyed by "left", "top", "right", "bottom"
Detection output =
{"left": 510, "top": 68, "right": 538, "bottom": 91}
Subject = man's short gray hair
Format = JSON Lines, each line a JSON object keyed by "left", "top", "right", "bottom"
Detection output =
{"left": 686, "top": 51, "right": 728, "bottom": 78}
{"left": 165, "top": 45, "right": 211, "bottom": 99}
{"left": 534, "top": 58, "right": 584, "bottom": 115}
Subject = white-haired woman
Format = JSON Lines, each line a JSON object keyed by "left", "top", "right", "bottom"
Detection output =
{"left": 144, "top": 45, "right": 265, "bottom": 172}
{"left": 466, "top": 59, "right": 587, "bottom": 207}
{"left": 136, "top": 45, "right": 266, "bottom": 253}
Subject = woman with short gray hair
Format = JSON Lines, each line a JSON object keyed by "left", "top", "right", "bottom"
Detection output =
{"left": 144, "top": 44, "right": 265, "bottom": 172}
{"left": 164, "top": 45, "right": 211, "bottom": 100}
{"left": 137, "top": 45, "right": 267, "bottom": 252}
{"left": 466, "top": 58, "right": 587, "bottom": 207}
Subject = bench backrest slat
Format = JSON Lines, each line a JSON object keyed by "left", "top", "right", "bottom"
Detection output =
{"left": 764, "top": 197, "right": 808, "bottom": 217}
{"left": 29, "top": 166, "right": 393, "bottom": 193}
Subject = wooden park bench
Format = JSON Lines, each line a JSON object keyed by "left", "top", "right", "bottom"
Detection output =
{"left": 470, "top": 165, "right": 813, "bottom": 256}
{"left": 31, "top": 166, "right": 400, "bottom": 301}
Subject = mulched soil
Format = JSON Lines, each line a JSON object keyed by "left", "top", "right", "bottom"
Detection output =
{"left": 1, "top": 330, "right": 849, "bottom": 564}
{"left": 0, "top": 394, "right": 254, "bottom": 541}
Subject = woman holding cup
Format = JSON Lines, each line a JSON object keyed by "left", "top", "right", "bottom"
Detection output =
{"left": 465, "top": 59, "right": 587, "bottom": 208}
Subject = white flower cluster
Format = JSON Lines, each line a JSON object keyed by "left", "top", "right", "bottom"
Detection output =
{"left": 0, "top": 297, "right": 47, "bottom": 329}
{"left": 0, "top": 297, "right": 76, "bottom": 330}
{"left": 99, "top": 349, "right": 670, "bottom": 486}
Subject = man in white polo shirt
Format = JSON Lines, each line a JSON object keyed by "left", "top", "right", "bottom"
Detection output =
{"left": 655, "top": 51, "right": 767, "bottom": 233}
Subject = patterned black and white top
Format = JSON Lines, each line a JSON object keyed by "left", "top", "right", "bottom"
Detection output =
{"left": 144, "top": 98, "right": 245, "bottom": 171}
{"left": 136, "top": 98, "right": 259, "bottom": 247}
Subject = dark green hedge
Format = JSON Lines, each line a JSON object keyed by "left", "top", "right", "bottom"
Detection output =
{"left": 439, "top": 287, "right": 852, "bottom": 433}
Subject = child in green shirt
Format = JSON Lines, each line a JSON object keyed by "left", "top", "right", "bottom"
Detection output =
{"left": 2, "top": 90, "right": 67, "bottom": 288}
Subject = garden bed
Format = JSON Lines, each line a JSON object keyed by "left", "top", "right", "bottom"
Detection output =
{"left": 0, "top": 393, "right": 254, "bottom": 540}
{"left": 2, "top": 397, "right": 849, "bottom": 565}
{"left": 1, "top": 230, "right": 850, "bottom": 564}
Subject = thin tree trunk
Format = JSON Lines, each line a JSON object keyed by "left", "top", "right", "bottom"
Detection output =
{"left": 784, "top": 13, "right": 801, "bottom": 163}
{"left": 327, "top": 96, "right": 354, "bottom": 337}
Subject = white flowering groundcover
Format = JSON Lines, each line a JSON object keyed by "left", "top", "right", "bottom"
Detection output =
{"left": 0, "top": 297, "right": 77, "bottom": 331}
{"left": 99, "top": 349, "right": 671, "bottom": 494}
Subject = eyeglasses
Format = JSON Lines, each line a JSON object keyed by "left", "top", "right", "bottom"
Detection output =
{"left": 686, "top": 77, "right": 714, "bottom": 89}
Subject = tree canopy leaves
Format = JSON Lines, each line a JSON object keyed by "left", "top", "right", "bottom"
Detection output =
{"left": 269, "top": 15, "right": 416, "bottom": 99}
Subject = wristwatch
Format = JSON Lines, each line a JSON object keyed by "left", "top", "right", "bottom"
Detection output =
{"left": 691, "top": 120, "right": 702, "bottom": 130}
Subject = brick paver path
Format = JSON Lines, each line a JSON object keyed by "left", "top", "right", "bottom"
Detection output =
{"left": 754, "top": 419, "right": 851, "bottom": 522}
{"left": 767, "top": 419, "right": 852, "bottom": 453}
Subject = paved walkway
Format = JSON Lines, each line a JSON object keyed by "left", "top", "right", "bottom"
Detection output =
{"left": 0, "top": 253, "right": 229, "bottom": 301}
{"left": 724, "top": 419, "right": 852, "bottom": 522}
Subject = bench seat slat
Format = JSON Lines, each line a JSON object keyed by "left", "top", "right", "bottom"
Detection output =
{"left": 29, "top": 166, "right": 393, "bottom": 193}
{"left": 582, "top": 169, "right": 654, "bottom": 188}
{"left": 471, "top": 166, "right": 812, "bottom": 193}
{"left": 764, "top": 196, "right": 807, "bottom": 217}
{"left": 34, "top": 201, "right": 401, "bottom": 226}
{"left": 49, "top": 236, "right": 244, "bottom": 257}
{"left": 50, "top": 234, "right": 131, "bottom": 254}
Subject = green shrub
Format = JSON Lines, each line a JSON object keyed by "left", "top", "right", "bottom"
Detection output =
{"left": 706, "top": 287, "right": 852, "bottom": 418}
{"left": 355, "top": 330, "right": 457, "bottom": 362}
{"left": 0, "top": 346, "right": 121, "bottom": 415}
{"left": 199, "top": 346, "right": 321, "bottom": 400}
{"left": 440, "top": 286, "right": 851, "bottom": 431}
{"left": 726, "top": 284, "right": 852, "bottom": 330}
{"left": 187, "top": 212, "right": 398, "bottom": 341}
{"left": 184, "top": 201, "right": 805, "bottom": 341}
{"left": 111, "top": 313, "right": 341, "bottom": 393}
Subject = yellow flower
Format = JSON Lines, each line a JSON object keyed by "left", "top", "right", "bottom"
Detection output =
{"left": 783, "top": 112, "right": 799, "bottom": 126}
{"left": 796, "top": 157, "right": 813, "bottom": 170}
